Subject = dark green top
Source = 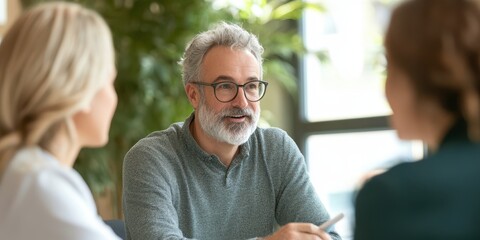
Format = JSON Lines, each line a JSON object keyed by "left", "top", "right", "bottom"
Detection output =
{"left": 355, "top": 120, "right": 480, "bottom": 240}
{"left": 123, "top": 113, "right": 341, "bottom": 240}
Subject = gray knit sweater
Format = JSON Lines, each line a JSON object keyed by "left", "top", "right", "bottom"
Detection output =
{"left": 122, "top": 114, "right": 341, "bottom": 240}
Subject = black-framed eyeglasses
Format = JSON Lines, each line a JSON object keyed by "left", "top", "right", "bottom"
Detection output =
{"left": 191, "top": 80, "right": 268, "bottom": 103}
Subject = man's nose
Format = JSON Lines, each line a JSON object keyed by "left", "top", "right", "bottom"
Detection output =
{"left": 230, "top": 87, "right": 249, "bottom": 108}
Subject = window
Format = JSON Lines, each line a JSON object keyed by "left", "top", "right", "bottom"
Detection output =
{"left": 306, "top": 131, "right": 422, "bottom": 237}
{"left": 299, "top": 0, "right": 420, "bottom": 239}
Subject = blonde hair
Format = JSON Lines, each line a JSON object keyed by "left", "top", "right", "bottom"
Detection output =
{"left": 386, "top": 0, "right": 480, "bottom": 141}
{"left": 0, "top": 2, "right": 115, "bottom": 173}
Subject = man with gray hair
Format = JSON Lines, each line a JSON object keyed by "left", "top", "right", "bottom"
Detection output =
{"left": 122, "top": 22, "right": 341, "bottom": 240}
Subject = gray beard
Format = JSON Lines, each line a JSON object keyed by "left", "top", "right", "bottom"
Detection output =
{"left": 197, "top": 103, "right": 259, "bottom": 145}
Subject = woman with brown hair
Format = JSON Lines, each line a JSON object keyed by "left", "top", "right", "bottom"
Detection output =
{"left": 354, "top": 0, "right": 480, "bottom": 239}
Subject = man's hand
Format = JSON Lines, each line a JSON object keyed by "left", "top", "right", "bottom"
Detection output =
{"left": 262, "top": 223, "right": 332, "bottom": 240}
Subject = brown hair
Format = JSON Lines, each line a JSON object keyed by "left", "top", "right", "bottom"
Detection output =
{"left": 386, "top": 0, "right": 480, "bottom": 141}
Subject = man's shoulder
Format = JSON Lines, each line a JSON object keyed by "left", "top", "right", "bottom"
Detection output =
{"left": 249, "top": 127, "right": 298, "bottom": 155}
{"left": 252, "top": 126, "right": 295, "bottom": 146}
{"left": 124, "top": 121, "right": 185, "bottom": 161}
{"left": 254, "top": 126, "right": 289, "bottom": 139}
{"left": 138, "top": 122, "right": 184, "bottom": 145}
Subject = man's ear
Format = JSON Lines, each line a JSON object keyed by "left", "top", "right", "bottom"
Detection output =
{"left": 185, "top": 83, "right": 200, "bottom": 109}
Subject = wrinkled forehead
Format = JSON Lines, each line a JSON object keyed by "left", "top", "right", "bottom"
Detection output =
{"left": 200, "top": 46, "right": 261, "bottom": 82}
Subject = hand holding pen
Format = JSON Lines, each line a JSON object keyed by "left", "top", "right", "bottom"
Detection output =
{"left": 259, "top": 213, "right": 344, "bottom": 240}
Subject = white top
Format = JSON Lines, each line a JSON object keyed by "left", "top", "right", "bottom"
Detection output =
{"left": 0, "top": 147, "right": 120, "bottom": 240}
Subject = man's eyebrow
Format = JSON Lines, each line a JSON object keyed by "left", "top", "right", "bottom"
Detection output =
{"left": 213, "top": 75, "right": 235, "bottom": 82}
{"left": 213, "top": 76, "right": 260, "bottom": 82}
{"left": 247, "top": 76, "right": 260, "bottom": 81}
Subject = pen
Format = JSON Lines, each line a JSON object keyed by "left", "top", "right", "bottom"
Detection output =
{"left": 318, "top": 213, "right": 344, "bottom": 231}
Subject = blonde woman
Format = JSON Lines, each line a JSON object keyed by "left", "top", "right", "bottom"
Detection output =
{"left": 0, "top": 2, "right": 120, "bottom": 239}
{"left": 354, "top": 0, "right": 480, "bottom": 239}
